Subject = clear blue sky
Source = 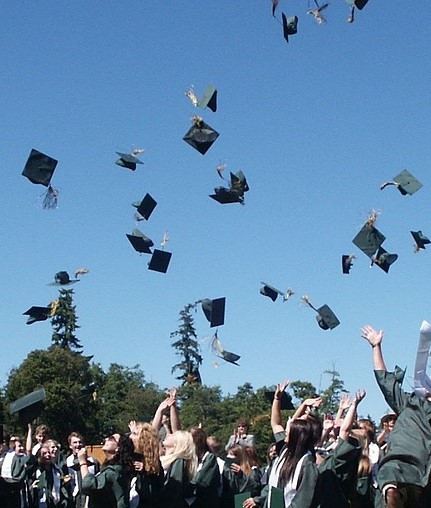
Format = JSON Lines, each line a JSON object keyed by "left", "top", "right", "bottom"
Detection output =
{"left": 1, "top": 1, "right": 431, "bottom": 421}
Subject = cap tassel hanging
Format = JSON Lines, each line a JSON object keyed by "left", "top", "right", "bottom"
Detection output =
{"left": 42, "top": 185, "right": 59, "bottom": 209}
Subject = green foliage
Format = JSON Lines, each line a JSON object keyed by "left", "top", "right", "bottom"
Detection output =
{"left": 176, "top": 384, "right": 223, "bottom": 433}
{"left": 319, "top": 367, "right": 347, "bottom": 414}
{"left": 170, "top": 302, "right": 203, "bottom": 385}
{"left": 289, "top": 380, "right": 318, "bottom": 402}
{"left": 51, "top": 289, "right": 82, "bottom": 350}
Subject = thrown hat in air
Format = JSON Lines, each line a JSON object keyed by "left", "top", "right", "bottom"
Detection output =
{"left": 282, "top": 13, "right": 298, "bottom": 43}
{"left": 48, "top": 271, "right": 79, "bottom": 286}
{"left": 115, "top": 150, "right": 144, "bottom": 171}
{"left": 265, "top": 389, "right": 295, "bottom": 410}
{"left": 380, "top": 170, "right": 423, "bottom": 196}
{"left": 23, "top": 306, "right": 53, "bottom": 325}
{"left": 133, "top": 194, "right": 157, "bottom": 221}
{"left": 202, "top": 297, "right": 226, "bottom": 327}
{"left": 10, "top": 388, "right": 46, "bottom": 423}
{"left": 183, "top": 116, "right": 219, "bottom": 155}
{"left": 210, "top": 331, "right": 240, "bottom": 365}
{"left": 352, "top": 223, "right": 386, "bottom": 259}
{"left": 302, "top": 296, "right": 340, "bottom": 330}
{"left": 126, "top": 229, "right": 154, "bottom": 254}
{"left": 185, "top": 85, "right": 217, "bottom": 112}
{"left": 342, "top": 255, "right": 355, "bottom": 274}
{"left": 22, "top": 148, "right": 59, "bottom": 209}
{"left": 260, "top": 283, "right": 283, "bottom": 302}
{"left": 210, "top": 170, "right": 249, "bottom": 205}
{"left": 148, "top": 249, "right": 172, "bottom": 273}
{"left": 372, "top": 247, "right": 398, "bottom": 273}
{"left": 411, "top": 230, "right": 430, "bottom": 251}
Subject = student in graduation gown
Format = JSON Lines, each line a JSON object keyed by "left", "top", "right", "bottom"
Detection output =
{"left": 159, "top": 430, "right": 198, "bottom": 508}
{"left": 130, "top": 423, "right": 164, "bottom": 508}
{"left": 361, "top": 324, "right": 431, "bottom": 508}
{"left": 78, "top": 433, "right": 134, "bottom": 508}
{"left": 189, "top": 427, "right": 220, "bottom": 508}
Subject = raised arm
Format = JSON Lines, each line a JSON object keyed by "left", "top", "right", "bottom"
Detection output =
{"left": 339, "top": 390, "right": 366, "bottom": 441}
{"left": 271, "top": 380, "right": 289, "bottom": 435}
{"left": 26, "top": 423, "right": 33, "bottom": 456}
{"left": 361, "top": 325, "right": 386, "bottom": 371}
{"left": 169, "top": 388, "right": 181, "bottom": 432}
{"left": 291, "top": 396, "right": 323, "bottom": 421}
{"left": 152, "top": 396, "right": 173, "bottom": 432}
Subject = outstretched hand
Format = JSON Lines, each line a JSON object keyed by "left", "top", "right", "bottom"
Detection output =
{"left": 275, "top": 379, "right": 289, "bottom": 398}
{"left": 361, "top": 325, "right": 383, "bottom": 347}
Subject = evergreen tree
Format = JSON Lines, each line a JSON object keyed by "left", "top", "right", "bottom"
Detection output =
{"left": 51, "top": 288, "right": 82, "bottom": 350}
{"left": 319, "top": 366, "right": 347, "bottom": 414}
{"left": 170, "top": 302, "right": 203, "bottom": 385}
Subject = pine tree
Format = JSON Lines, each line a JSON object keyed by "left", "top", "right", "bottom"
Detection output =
{"left": 170, "top": 302, "right": 203, "bottom": 385}
{"left": 51, "top": 288, "right": 82, "bottom": 350}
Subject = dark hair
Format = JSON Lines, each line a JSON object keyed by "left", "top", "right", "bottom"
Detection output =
{"left": 245, "top": 446, "right": 260, "bottom": 468}
{"left": 237, "top": 419, "right": 249, "bottom": 429}
{"left": 105, "top": 434, "right": 135, "bottom": 474}
{"left": 190, "top": 427, "right": 209, "bottom": 461}
{"left": 306, "top": 413, "right": 323, "bottom": 448}
{"left": 278, "top": 419, "right": 314, "bottom": 482}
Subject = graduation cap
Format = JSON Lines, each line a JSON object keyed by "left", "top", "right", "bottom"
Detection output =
{"left": 371, "top": 247, "right": 398, "bottom": 273}
{"left": 411, "top": 230, "right": 430, "bottom": 252}
{"left": 126, "top": 229, "right": 154, "bottom": 254}
{"left": 346, "top": 0, "right": 369, "bottom": 22}
{"left": 115, "top": 149, "right": 144, "bottom": 171}
{"left": 10, "top": 388, "right": 46, "bottom": 423}
{"left": 265, "top": 389, "right": 295, "bottom": 410}
{"left": 210, "top": 170, "right": 250, "bottom": 205}
{"left": 148, "top": 249, "right": 172, "bottom": 273}
{"left": 185, "top": 85, "right": 217, "bottom": 112}
{"left": 260, "top": 283, "right": 294, "bottom": 302}
{"left": 210, "top": 331, "right": 240, "bottom": 365}
{"left": 342, "top": 255, "right": 355, "bottom": 274}
{"left": 282, "top": 13, "right": 298, "bottom": 43}
{"left": 183, "top": 116, "right": 219, "bottom": 155}
{"left": 80, "top": 382, "right": 98, "bottom": 400}
{"left": 23, "top": 305, "right": 54, "bottom": 325}
{"left": 22, "top": 148, "right": 59, "bottom": 209}
{"left": 352, "top": 223, "right": 386, "bottom": 259}
{"left": 307, "top": 1, "right": 329, "bottom": 23}
{"left": 302, "top": 296, "right": 340, "bottom": 330}
{"left": 133, "top": 194, "right": 157, "bottom": 221}
{"left": 380, "top": 169, "right": 423, "bottom": 196}
{"left": 272, "top": 0, "right": 281, "bottom": 16}
{"left": 202, "top": 297, "right": 225, "bottom": 328}
{"left": 48, "top": 271, "right": 79, "bottom": 286}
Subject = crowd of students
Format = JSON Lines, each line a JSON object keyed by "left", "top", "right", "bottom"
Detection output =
{"left": 1, "top": 324, "right": 431, "bottom": 507}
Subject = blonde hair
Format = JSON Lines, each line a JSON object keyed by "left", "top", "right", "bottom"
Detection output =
{"left": 161, "top": 430, "right": 198, "bottom": 479}
{"left": 135, "top": 423, "right": 161, "bottom": 474}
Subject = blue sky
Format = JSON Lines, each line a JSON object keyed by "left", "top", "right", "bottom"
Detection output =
{"left": 1, "top": 1, "right": 431, "bottom": 421}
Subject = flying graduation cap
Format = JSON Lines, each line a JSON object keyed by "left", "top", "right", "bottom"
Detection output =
{"left": 23, "top": 301, "right": 57, "bottom": 325}
{"left": 132, "top": 193, "right": 157, "bottom": 221}
{"left": 302, "top": 296, "right": 340, "bottom": 330}
{"left": 10, "top": 388, "right": 46, "bottom": 423}
{"left": 183, "top": 116, "right": 219, "bottom": 155}
{"left": 380, "top": 169, "right": 423, "bottom": 196}
{"left": 411, "top": 230, "right": 431, "bottom": 252}
{"left": 307, "top": 1, "right": 330, "bottom": 24}
{"left": 260, "top": 283, "right": 294, "bottom": 302}
{"left": 352, "top": 222, "right": 386, "bottom": 259}
{"left": 282, "top": 13, "right": 298, "bottom": 43}
{"left": 371, "top": 247, "right": 398, "bottom": 273}
{"left": 48, "top": 271, "right": 79, "bottom": 286}
{"left": 342, "top": 255, "right": 355, "bottom": 274}
{"left": 185, "top": 85, "right": 217, "bottom": 112}
{"left": 202, "top": 297, "right": 226, "bottom": 328}
{"left": 22, "top": 148, "right": 59, "bottom": 209}
{"left": 210, "top": 170, "right": 249, "bottom": 205}
{"left": 147, "top": 232, "right": 172, "bottom": 273}
{"left": 346, "top": 0, "right": 369, "bottom": 23}
{"left": 115, "top": 149, "right": 145, "bottom": 171}
{"left": 265, "top": 387, "right": 295, "bottom": 410}
{"left": 210, "top": 331, "right": 240, "bottom": 366}
{"left": 126, "top": 229, "right": 154, "bottom": 254}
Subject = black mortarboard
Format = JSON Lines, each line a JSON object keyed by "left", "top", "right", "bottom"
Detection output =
{"left": 115, "top": 151, "right": 144, "bottom": 171}
{"left": 381, "top": 169, "right": 423, "bottom": 196}
{"left": 10, "top": 388, "right": 46, "bottom": 423}
{"left": 230, "top": 170, "right": 249, "bottom": 195}
{"left": 134, "top": 194, "right": 157, "bottom": 221}
{"left": 22, "top": 149, "right": 58, "bottom": 187}
{"left": 210, "top": 331, "right": 240, "bottom": 365}
{"left": 210, "top": 187, "right": 244, "bottom": 205}
{"left": 352, "top": 224, "right": 386, "bottom": 259}
{"left": 342, "top": 255, "right": 355, "bottom": 274}
{"left": 148, "top": 249, "right": 172, "bottom": 273}
{"left": 352, "top": 0, "right": 369, "bottom": 9}
{"left": 23, "top": 306, "right": 52, "bottom": 325}
{"left": 260, "top": 283, "right": 283, "bottom": 302}
{"left": 265, "top": 389, "right": 295, "bottom": 410}
{"left": 372, "top": 247, "right": 398, "bottom": 273}
{"left": 202, "top": 297, "right": 226, "bottom": 327}
{"left": 198, "top": 85, "right": 217, "bottom": 112}
{"left": 80, "top": 382, "right": 98, "bottom": 399}
{"left": 48, "top": 271, "right": 78, "bottom": 286}
{"left": 183, "top": 117, "right": 219, "bottom": 155}
{"left": 282, "top": 13, "right": 298, "bottom": 43}
{"left": 126, "top": 229, "right": 154, "bottom": 254}
{"left": 316, "top": 304, "right": 340, "bottom": 330}
{"left": 411, "top": 230, "right": 430, "bottom": 251}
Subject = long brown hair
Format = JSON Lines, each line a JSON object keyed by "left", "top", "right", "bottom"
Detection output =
{"left": 136, "top": 423, "right": 161, "bottom": 474}
{"left": 226, "top": 444, "right": 252, "bottom": 475}
{"left": 278, "top": 419, "right": 314, "bottom": 482}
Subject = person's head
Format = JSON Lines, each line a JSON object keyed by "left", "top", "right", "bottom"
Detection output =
{"left": 35, "top": 425, "right": 50, "bottom": 444}
{"left": 38, "top": 444, "right": 52, "bottom": 466}
{"left": 190, "top": 427, "right": 209, "bottom": 461}
{"left": 380, "top": 414, "right": 397, "bottom": 432}
{"left": 45, "top": 439, "right": 60, "bottom": 460}
{"left": 279, "top": 419, "right": 315, "bottom": 482}
{"left": 68, "top": 432, "right": 84, "bottom": 455}
{"left": 8, "top": 435, "right": 20, "bottom": 451}
{"left": 236, "top": 419, "right": 249, "bottom": 435}
{"left": 161, "top": 430, "right": 198, "bottom": 479}
{"left": 207, "top": 435, "right": 221, "bottom": 457}
{"left": 266, "top": 442, "right": 278, "bottom": 464}
{"left": 135, "top": 423, "right": 161, "bottom": 475}
{"left": 245, "top": 446, "right": 259, "bottom": 468}
{"left": 226, "top": 444, "right": 251, "bottom": 474}
{"left": 357, "top": 419, "right": 375, "bottom": 442}
{"left": 103, "top": 433, "right": 134, "bottom": 473}
{"left": 13, "top": 438, "right": 24, "bottom": 456}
